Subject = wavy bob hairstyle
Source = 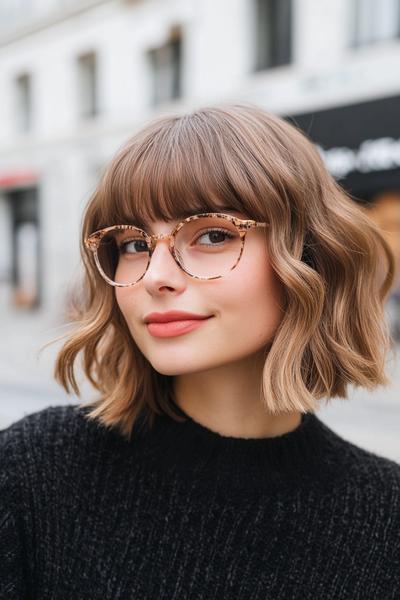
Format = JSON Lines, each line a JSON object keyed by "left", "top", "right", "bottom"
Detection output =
{"left": 54, "top": 104, "right": 396, "bottom": 440}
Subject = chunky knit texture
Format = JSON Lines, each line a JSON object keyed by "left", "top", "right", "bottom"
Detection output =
{"left": 1, "top": 403, "right": 400, "bottom": 599}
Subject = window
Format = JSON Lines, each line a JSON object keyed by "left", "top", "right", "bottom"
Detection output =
{"left": 15, "top": 72, "right": 32, "bottom": 133}
{"left": 255, "top": 0, "right": 292, "bottom": 70}
{"left": 6, "top": 187, "right": 40, "bottom": 308}
{"left": 351, "top": 0, "right": 400, "bottom": 47}
{"left": 77, "top": 51, "right": 98, "bottom": 118}
{"left": 148, "top": 26, "right": 182, "bottom": 106}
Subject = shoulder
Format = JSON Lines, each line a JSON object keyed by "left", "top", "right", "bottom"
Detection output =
{"left": 344, "top": 441, "right": 400, "bottom": 559}
{"left": 1, "top": 404, "right": 83, "bottom": 437}
{"left": 323, "top": 426, "right": 400, "bottom": 535}
{"left": 312, "top": 427, "right": 400, "bottom": 589}
{"left": 0, "top": 404, "right": 134, "bottom": 525}
{"left": 337, "top": 433, "right": 400, "bottom": 491}
{"left": 311, "top": 415, "right": 400, "bottom": 529}
{"left": 0, "top": 404, "right": 102, "bottom": 455}
{"left": 0, "top": 404, "right": 124, "bottom": 487}
{"left": 351, "top": 446, "right": 400, "bottom": 519}
{"left": 304, "top": 418, "right": 400, "bottom": 568}
{"left": 320, "top": 419, "right": 400, "bottom": 495}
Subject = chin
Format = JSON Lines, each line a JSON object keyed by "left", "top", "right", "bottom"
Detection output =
{"left": 153, "top": 367, "right": 182, "bottom": 377}
{"left": 146, "top": 354, "right": 211, "bottom": 377}
{"left": 150, "top": 363, "right": 197, "bottom": 377}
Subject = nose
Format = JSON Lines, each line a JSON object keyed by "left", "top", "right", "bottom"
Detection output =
{"left": 141, "top": 238, "right": 187, "bottom": 294}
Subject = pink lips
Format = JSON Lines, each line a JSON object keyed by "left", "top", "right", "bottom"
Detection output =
{"left": 147, "top": 319, "right": 210, "bottom": 337}
{"left": 144, "top": 311, "right": 213, "bottom": 338}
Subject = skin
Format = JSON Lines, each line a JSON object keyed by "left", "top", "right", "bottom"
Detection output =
{"left": 115, "top": 209, "right": 302, "bottom": 439}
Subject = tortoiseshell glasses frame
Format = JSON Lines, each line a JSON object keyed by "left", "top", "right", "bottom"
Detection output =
{"left": 84, "top": 212, "right": 268, "bottom": 287}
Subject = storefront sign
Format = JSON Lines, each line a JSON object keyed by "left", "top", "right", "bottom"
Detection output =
{"left": 287, "top": 95, "right": 400, "bottom": 200}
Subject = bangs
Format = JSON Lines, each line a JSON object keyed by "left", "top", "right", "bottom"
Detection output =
{"left": 92, "top": 113, "right": 265, "bottom": 232}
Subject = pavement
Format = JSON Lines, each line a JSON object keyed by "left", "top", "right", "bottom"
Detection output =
{"left": 1, "top": 307, "right": 399, "bottom": 463}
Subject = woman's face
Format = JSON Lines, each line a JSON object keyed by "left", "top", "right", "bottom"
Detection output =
{"left": 115, "top": 209, "right": 286, "bottom": 376}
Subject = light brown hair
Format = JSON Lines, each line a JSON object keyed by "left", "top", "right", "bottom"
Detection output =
{"left": 53, "top": 104, "right": 396, "bottom": 440}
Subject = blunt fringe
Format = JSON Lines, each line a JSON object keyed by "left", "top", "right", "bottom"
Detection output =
{"left": 52, "top": 104, "right": 396, "bottom": 440}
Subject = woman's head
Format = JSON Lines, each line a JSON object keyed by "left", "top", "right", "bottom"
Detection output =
{"left": 54, "top": 104, "right": 395, "bottom": 439}
{"left": 113, "top": 209, "right": 285, "bottom": 379}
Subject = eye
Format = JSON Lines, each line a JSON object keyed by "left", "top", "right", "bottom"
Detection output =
{"left": 192, "top": 228, "right": 237, "bottom": 247}
{"left": 118, "top": 238, "right": 148, "bottom": 255}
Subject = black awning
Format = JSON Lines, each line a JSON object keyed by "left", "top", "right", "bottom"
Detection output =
{"left": 286, "top": 94, "right": 400, "bottom": 202}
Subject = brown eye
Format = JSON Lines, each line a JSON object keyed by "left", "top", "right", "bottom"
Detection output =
{"left": 192, "top": 228, "right": 236, "bottom": 247}
{"left": 118, "top": 239, "right": 148, "bottom": 255}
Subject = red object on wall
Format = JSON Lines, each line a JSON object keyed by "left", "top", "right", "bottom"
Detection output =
{"left": 0, "top": 170, "right": 38, "bottom": 189}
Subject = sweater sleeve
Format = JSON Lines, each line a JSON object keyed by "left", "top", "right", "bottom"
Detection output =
{"left": 0, "top": 426, "right": 30, "bottom": 600}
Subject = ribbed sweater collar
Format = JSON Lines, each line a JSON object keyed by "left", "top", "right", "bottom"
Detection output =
{"left": 132, "top": 406, "right": 340, "bottom": 490}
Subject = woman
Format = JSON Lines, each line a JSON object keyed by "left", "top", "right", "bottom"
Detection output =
{"left": 1, "top": 104, "right": 399, "bottom": 599}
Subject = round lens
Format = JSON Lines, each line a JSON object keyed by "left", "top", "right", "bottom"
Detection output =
{"left": 174, "top": 216, "right": 242, "bottom": 278}
{"left": 96, "top": 227, "right": 150, "bottom": 285}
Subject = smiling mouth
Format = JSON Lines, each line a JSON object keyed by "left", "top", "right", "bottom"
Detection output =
{"left": 146, "top": 316, "right": 213, "bottom": 338}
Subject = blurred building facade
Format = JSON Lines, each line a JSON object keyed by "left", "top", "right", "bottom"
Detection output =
{"left": 0, "top": 0, "right": 400, "bottom": 325}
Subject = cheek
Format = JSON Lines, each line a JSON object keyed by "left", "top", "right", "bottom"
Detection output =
{"left": 115, "top": 287, "right": 149, "bottom": 354}
{"left": 115, "top": 287, "right": 140, "bottom": 332}
{"left": 115, "top": 287, "right": 129, "bottom": 315}
{"left": 251, "top": 276, "right": 284, "bottom": 349}
{"left": 213, "top": 255, "right": 286, "bottom": 342}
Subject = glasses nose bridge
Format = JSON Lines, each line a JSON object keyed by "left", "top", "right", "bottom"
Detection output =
{"left": 148, "top": 231, "right": 175, "bottom": 253}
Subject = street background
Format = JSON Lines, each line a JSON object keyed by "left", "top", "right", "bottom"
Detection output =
{"left": 0, "top": 0, "right": 399, "bottom": 462}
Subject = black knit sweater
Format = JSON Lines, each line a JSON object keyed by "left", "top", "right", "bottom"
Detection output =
{"left": 1, "top": 404, "right": 399, "bottom": 599}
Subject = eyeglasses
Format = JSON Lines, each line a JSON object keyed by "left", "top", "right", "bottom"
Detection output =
{"left": 84, "top": 212, "right": 268, "bottom": 287}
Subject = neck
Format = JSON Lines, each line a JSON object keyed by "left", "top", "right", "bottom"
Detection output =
{"left": 173, "top": 351, "right": 301, "bottom": 439}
